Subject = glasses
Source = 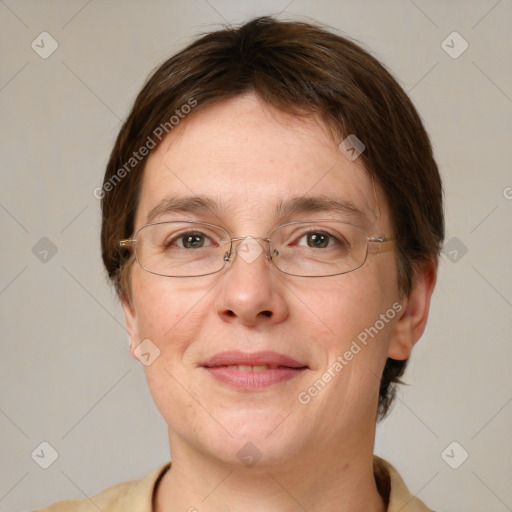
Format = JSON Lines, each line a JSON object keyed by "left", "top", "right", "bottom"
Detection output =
{"left": 119, "top": 220, "right": 395, "bottom": 278}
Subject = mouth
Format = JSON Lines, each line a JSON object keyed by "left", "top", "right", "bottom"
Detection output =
{"left": 224, "top": 364, "right": 275, "bottom": 371}
{"left": 200, "top": 351, "right": 308, "bottom": 391}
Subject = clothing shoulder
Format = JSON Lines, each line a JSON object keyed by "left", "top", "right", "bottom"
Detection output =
{"left": 32, "top": 479, "right": 139, "bottom": 512}
{"left": 32, "top": 463, "right": 171, "bottom": 512}
{"left": 375, "top": 456, "right": 436, "bottom": 512}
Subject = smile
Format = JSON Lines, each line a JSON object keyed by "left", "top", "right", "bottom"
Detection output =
{"left": 201, "top": 351, "right": 308, "bottom": 390}
{"left": 227, "top": 364, "right": 269, "bottom": 371}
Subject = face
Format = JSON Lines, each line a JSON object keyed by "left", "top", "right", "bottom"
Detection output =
{"left": 123, "top": 93, "right": 412, "bottom": 469}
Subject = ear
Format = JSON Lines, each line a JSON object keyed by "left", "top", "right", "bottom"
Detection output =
{"left": 121, "top": 299, "right": 140, "bottom": 361}
{"left": 388, "top": 257, "right": 437, "bottom": 360}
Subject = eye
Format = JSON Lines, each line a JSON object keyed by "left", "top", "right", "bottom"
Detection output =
{"left": 165, "top": 231, "right": 216, "bottom": 249}
{"left": 180, "top": 233, "right": 206, "bottom": 249}
{"left": 302, "top": 232, "right": 331, "bottom": 248}
{"left": 296, "top": 231, "right": 347, "bottom": 249}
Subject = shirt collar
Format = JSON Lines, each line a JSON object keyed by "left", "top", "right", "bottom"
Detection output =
{"left": 121, "top": 457, "right": 433, "bottom": 511}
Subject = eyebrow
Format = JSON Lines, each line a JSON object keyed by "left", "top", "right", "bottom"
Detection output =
{"left": 145, "top": 194, "right": 369, "bottom": 226}
{"left": 275, "top": 196, "right": 369, "bottom": 226}
{"left": 146, "top": 196, "right": 224, "bottom": 224}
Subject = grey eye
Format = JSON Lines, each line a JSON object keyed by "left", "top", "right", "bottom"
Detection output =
{"left": 180, "top": 233, "right": 205, "bottom": 249}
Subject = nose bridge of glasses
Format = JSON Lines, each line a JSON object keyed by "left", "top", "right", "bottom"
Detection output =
{"left": 226, "top": 236, "right": 272, "bottom": 265}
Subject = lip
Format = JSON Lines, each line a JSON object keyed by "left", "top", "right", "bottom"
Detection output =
{"left": 201, "top": 350, "right": 308, "bottom": 391}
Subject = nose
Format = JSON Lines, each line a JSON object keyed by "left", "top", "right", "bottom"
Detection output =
{"left": 215, "top": 237, "right": 289, "bottom": 327}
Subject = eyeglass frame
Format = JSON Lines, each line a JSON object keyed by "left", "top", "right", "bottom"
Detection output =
{"left": 118, "top": 219, "right": 397, "bottom": 278}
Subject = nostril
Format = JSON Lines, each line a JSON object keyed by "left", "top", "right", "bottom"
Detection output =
{"left": 260, "top": 310, "right": 272, "bottom": 317}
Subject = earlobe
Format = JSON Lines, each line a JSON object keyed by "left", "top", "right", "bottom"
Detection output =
{"left": 388, "top": 258, "right": 437, "bottom": 360}
{"left": 121, "top": 299, "right": 140, "bottom": 360}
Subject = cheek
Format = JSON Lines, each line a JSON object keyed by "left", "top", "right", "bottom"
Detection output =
{"left": 304, "top": 256, "right": 399, "bottom": 357}
{"left": 130, "top": 272, "right": 212, "bottom": 431}
{"left": 130, "top": 270, "right": 210, "bottom": 360}
{"left": 303, "top": 266, "right": 400, "bottom": 414}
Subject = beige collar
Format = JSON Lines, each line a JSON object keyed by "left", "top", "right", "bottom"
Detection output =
{"left": 95, "top": 456, "right": 433, "bottom": 511}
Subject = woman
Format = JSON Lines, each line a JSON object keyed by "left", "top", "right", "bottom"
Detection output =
{"left": 38, "top": 16, "right": 442, "bottom": 512}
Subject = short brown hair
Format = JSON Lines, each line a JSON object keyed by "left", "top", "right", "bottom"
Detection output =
{"left": 101, "top": 16, "right": 444, "bottom": 419}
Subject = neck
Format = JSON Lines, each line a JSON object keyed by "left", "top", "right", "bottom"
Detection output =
{"left": 154, "top": 433, "right": 386, "bottom": 512}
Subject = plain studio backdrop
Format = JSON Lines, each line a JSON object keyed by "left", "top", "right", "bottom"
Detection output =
{"left": 1, "top": 1, "right": 511, "bottom": 511}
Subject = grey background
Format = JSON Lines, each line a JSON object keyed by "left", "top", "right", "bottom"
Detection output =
{"left": 1, "top": 1, "right": 511, "bottom": 511}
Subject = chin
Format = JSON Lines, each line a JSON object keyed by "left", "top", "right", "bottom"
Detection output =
{"left": 200, "top": 415, "right": 306, "bottom": 469}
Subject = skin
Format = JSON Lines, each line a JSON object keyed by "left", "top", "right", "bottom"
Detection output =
{"left": 122, "top": 93, "right": 436, "bottom": 512}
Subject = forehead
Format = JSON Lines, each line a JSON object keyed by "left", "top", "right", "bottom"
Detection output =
{"left": 136, "top": 93, "right": 391, "bottom": 233}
